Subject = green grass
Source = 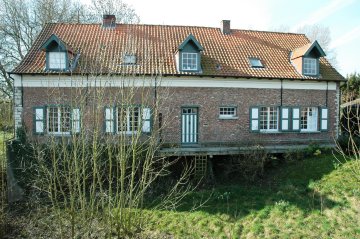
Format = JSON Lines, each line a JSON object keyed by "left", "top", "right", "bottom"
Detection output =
{"left": 143, "top": 154, "right": 360, "bottom": 238}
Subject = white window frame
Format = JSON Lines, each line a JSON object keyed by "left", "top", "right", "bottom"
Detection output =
{"left": 219, "top": 107, "right": 237, "bottom": 119}
{"left": 116, "top": 106, "right": 141, "bottom": 134}
{"left": 182, "top": 52, "right": 198, "bottom": 71}
{"left": 47, "top": 106, "right": 71, "bottom": 135}
{"left": 300, "top": 107, "right": 318, "bottom": 132}
{"left": 260, "top": 106, "right": 279, "bottom": 132}
{"left": 303, "top": 58, "right": 317, "bottom": 75}
{"left": 48, "top": 52, "right": 66, "bottom": 70}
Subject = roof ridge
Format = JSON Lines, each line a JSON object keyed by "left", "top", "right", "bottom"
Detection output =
{"left": 43, "top": 22, "right": 307, "bottom": 36}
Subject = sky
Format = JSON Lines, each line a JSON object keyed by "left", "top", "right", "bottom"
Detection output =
{"left": 87, "top": 0, "right": 360, "bottom": 76}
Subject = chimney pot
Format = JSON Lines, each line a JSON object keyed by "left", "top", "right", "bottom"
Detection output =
{"left": 102, "top": 15, "right": 116, "bottom": 28}
{"left": 221, "top": 20, "right": 231, "bottom": 35}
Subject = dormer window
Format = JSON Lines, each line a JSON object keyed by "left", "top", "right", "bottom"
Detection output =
{"left": 176, "top": 34, "right": 203, "bottom": 73}
{"left": 291, "top": 40, "right": 326, "bottom": 77}
{"left": 48, "top": 52, "right": 66, "bottom": 69}
{"left": 40, "top": 34, "right": 74, "bottom": 71}
{"left": 182, "top": 52, "right": 198, "bottom": 70}
{"left": 249, "top": 58, "right": 263, "bottom": 68}
{"left": 303, "top": 58, "right": 317, "bottom": 75}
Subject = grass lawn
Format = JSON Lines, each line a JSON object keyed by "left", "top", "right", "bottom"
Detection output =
{"left": 144, "top": 154, "right": 360, "bottom": 238}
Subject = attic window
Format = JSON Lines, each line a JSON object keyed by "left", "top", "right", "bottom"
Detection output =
{"left": 123, "top": 54, "right": 136, "bottom": 65}
{"left": 48, "top": 52, "right": 66, "bottom": 70}
{"left": 249, "top": 58, "right": 263, "bottom": 68}
{"left": 303, "top": 58, "right": 317, "bottom": 75}
{"left": 182, "top": 52, "right": 198, "bottom": 70}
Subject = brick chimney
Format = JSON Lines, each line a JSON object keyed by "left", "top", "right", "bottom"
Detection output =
{"left": 102, "top": 15, "right": 116, "bottom": 28}
{"left": 221, "top": 20, "right": 231, "bottom": 35}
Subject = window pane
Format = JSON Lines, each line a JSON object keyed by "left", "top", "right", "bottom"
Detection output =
{"left": 49, "top": 52, "right": 66, "bottom": 69}
{"left": 60, "top": 107, "right": 71, "bottom": 132}
{"left": 182, "top": 53, "right": 197, "bottom": 70}
{"left": 47, "top": 106, "right": 70, "bottom": 133}
{"left": 249, "top": 58, "right": 263, "bottom": 68}
{"left": 219, "top": 107, "right": 236, "bottom": 117}
{"left": 117, "top": 107, "right": 127, "bottom": 132}
{"left": 260, "top": 106, "right": 278, "bottom": 131}
{"left": 301, "top": 107, "right": 318, "bottom": 131}
{"left": 303, "top": 58, "right": 317, "bottom": 75}
{"left": 129, "top": 107, "right": 140, "bottom": 131}
{"left": 48, "top": 107, "right": 59, "bottom": 133}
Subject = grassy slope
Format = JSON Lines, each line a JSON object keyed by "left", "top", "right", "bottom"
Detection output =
{"left": 144, "top": 154, "right": 360, "bottom": 238}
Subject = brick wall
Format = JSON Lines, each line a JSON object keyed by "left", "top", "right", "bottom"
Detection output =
{"left": 21, "top": 84, "right": 338, "bottom": 146}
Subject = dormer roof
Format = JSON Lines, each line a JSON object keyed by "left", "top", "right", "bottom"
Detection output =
{"left": 291, "top": 40, "right": 326, "bottom": 60}
{"left": 178, "top": 34, "right": 204, "bottom": 51}
{"left": 40, "top": 34, "right": 74, "bottom": 54}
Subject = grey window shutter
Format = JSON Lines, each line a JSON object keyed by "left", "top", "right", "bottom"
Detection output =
{"left": 281, "top": 107, "right": 290, "bottom": 131}
{"left": 142, "top": 107, "right": 151, "bottom": 133}
{"left": 72, "top": 108, "right": 81, "bottom": 133}
{"left": 320, "top": 107, "right": 328, "bottom": 131}
{"left": 105, "top": 107, "right": 114, "bottom": 133}
{"left": 250, "top": 107, "right": 260, "bottom": 132}
{"left": 292, "top": 107, "right": 300, "bottom": 131}
{"left": 34, "top": 107, "right": 45, "bottom": 134}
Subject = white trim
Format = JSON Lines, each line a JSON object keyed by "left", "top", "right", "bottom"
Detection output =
{"left": 18, "top": 75, "right": 337, "bottom": 90}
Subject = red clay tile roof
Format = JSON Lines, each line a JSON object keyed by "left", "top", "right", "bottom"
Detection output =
{"left": 12, "top": 23, "right": 344, "bottom": 81}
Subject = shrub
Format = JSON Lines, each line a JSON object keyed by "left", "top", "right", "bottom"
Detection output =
{"left": 337, "top": 134, "right": 360, "bottom": 154}
{"left": 220, "top": 145, "right": 269, "bottom": 182}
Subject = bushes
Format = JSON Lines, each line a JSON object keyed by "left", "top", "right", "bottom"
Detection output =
{"left": 336, "top": 134, "right": 360, "bottom": 154}
{"left": 217, "top": 145, "right": 270, "bottom": 182}
{"left": 284, "top": 143, "right": 325, "bottom": 161}
{"left": 215, "top": 143, "right": 327, "bottom": 182}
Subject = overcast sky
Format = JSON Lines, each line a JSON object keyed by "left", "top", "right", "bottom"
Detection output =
{"left": 86, "top": 0, "right": 360, "bottom": 76}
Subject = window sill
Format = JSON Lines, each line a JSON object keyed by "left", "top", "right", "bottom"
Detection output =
{"left": 219, "top": 116, "right": 238, "bottom": 120}
{"left": 253, "top": 130, "right": 323, "bottom": 134}
{"left": 259, "top": 130, "right": 279, "bottom": 134}
{"left": 47, "top": 132, "right": 71, "bottom": 136}
{"left": 300, "top": 130, "right": 321, "bottom": 134}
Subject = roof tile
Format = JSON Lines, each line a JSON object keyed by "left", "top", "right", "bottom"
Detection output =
{"left": 12, "top": 23, "right": 344, "bottom": 81}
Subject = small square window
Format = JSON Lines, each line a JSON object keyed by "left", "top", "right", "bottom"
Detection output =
{"left": 123, "top": 54, "right": 136, "bottom": 65}
{"left": 249, "top": 58, "right": 263, "bottom": 68}
{"left": 219, "top": 107, "right": 237, "bottom": 119}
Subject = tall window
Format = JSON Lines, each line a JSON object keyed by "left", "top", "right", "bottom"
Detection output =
{"left": 182, "top": 52, "right": 197, "bottom": 70}
{"left": 48, "top": 52, "right": 66, "bottom": 69}
{"left": 117, "top": 106, "right": 141, "bottom": 133}
{"left": 303, "top": 58, "right": 317, "bottom": 75}
{"left": 301, "top": 107, "right": 318, "bottom": 131}
{"left": 48, "top": 106, "right": 71, "bottom": 134}
{"left": 260, "top": 107, "right": 278, "bottom": 131}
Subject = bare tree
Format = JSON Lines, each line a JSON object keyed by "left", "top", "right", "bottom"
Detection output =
{"left": 0, "top": 0, "right": 86, "bottom": 97}
{"left": 296, "top": 24, "right": 338, "bottom": 68}
{"left": 89, "top": 0, "right": 140, "bottom": 24}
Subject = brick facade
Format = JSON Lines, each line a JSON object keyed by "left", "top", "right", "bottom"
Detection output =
{"left": 20, "top": 82, "right": 339, "bottom": 147}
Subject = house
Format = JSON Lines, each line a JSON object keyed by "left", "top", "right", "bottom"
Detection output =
{"left": 9, "top": 15, "right": 345, "bottom": 157}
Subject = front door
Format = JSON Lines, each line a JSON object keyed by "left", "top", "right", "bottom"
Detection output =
{"left": 181, "top": 107, "right": 198, "bottom": 144}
